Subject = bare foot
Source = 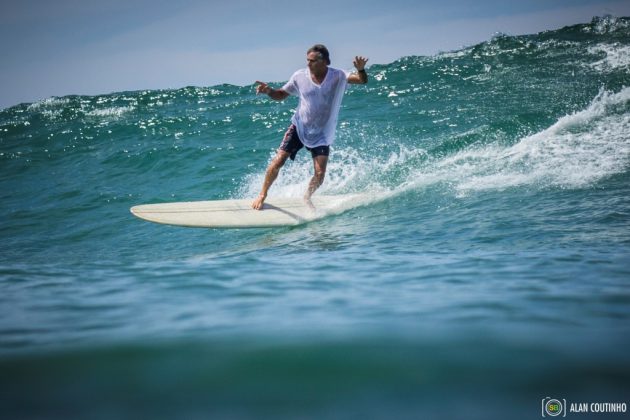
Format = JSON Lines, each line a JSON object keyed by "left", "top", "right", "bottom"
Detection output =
{"left": 252, "top": 194, "right": 266, "bottom": 210}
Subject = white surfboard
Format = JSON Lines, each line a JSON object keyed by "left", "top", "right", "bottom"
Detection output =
{"left": 130, "top": 194, "right": 371, "bottom": 228}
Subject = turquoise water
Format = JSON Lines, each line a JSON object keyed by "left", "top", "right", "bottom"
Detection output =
{"left": 1, "top": 16, "right": 629, "bottom": 419}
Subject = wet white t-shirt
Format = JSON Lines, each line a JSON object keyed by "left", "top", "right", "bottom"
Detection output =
{"left": 282, "top": 67, "right": 350, "bottom": 148}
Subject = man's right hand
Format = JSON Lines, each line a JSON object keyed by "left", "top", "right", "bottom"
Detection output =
{"left": 255, "top": 82, "right": 290, "bottom": 101}
{"left": 255, "top": 81, "right": 270, "bottom": 95}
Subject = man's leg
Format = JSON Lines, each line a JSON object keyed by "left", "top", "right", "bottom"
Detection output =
{"left": 304, "top": 154, "right": 328, "bottom": 207}
{"left": 252, "top": 150, "right": 291, "bottom": 210}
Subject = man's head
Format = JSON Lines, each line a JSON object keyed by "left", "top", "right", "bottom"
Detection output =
{"left": 307, "top": 44, "right": 331, "bottom": 65}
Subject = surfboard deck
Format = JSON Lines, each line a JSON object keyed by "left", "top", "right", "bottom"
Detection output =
{"left": 130, "top": 194, "right": 370, "bottom": 228}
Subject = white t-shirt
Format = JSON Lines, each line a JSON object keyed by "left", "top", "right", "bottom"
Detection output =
{"left": 282, "top": 67, "right": 350, "bottom": 148}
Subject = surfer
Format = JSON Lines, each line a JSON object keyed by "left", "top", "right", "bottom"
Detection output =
{"left": 252, "top": 44, "right": 368, "bottom": 210}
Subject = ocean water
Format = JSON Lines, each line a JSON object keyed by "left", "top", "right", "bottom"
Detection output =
{"left": 1, "top": 16, "right": 629, "bottom": 419}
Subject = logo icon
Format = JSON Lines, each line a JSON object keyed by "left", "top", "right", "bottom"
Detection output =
{"left": 542, "top": 397, "right": 567, "bottom": 417}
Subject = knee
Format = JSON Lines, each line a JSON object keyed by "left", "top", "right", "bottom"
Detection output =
{"left": 270, "top": 156, "right": 287, "bottom": 171}
{"left": 314, "top": 169, "right": 326, "bottom": 184}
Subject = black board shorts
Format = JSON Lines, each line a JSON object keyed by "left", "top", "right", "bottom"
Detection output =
{"left": 279, "top": 124, "right": 330, "bottom": 161}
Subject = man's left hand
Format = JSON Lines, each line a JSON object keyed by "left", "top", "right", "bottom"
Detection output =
{"left": 353, "top": 56, "right": 369, "bottom": 71}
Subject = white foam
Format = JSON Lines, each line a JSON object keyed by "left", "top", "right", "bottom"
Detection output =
{"left": 85, "top": 106, "right": 134, "bottom": 118}
{"left": 589, "top": 44, "right": 630, "bottom": 71}
{"left": 26, "top": 97, "right": 70, "bottom": 111}
{"left": 25, "top": 97, "right": 71, "bottom": 119}
{"left": 237, "top": 144, "right": 425, "bottom": 200}
{"left": 408, "top": 87, "right": 630, "bottom": 194}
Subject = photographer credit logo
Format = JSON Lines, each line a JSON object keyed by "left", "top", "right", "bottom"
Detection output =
{"left": 541, "top": 397, "right": 628, "bottom": 417}
{"left": 542, "top": 398, "right": 567, "bottom": 417}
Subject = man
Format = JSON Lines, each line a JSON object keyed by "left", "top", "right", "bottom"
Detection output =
{"left": 252, "top": 44, "right": 368, "bottom": 210}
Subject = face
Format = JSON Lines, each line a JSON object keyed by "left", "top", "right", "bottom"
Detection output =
{"left": 307, "top": 51, "right": 327, "bottom": 73}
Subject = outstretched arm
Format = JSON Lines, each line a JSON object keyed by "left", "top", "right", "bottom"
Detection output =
{"left": 347, "top": 56, "right": 369, "bottom": 84}
{"left": 256, "top": 81, "right": 290, "bottom": 101}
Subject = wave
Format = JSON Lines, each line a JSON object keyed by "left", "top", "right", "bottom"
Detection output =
{"left": 2, "top": 16, "right": 628, "bottom": 209}
{"left": 422, "top": 87, "right": 630, "bottom": 194}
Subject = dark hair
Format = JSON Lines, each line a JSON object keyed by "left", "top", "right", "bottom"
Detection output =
{"left": 308, "top": 44, "right": 331, "bottom": 65}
